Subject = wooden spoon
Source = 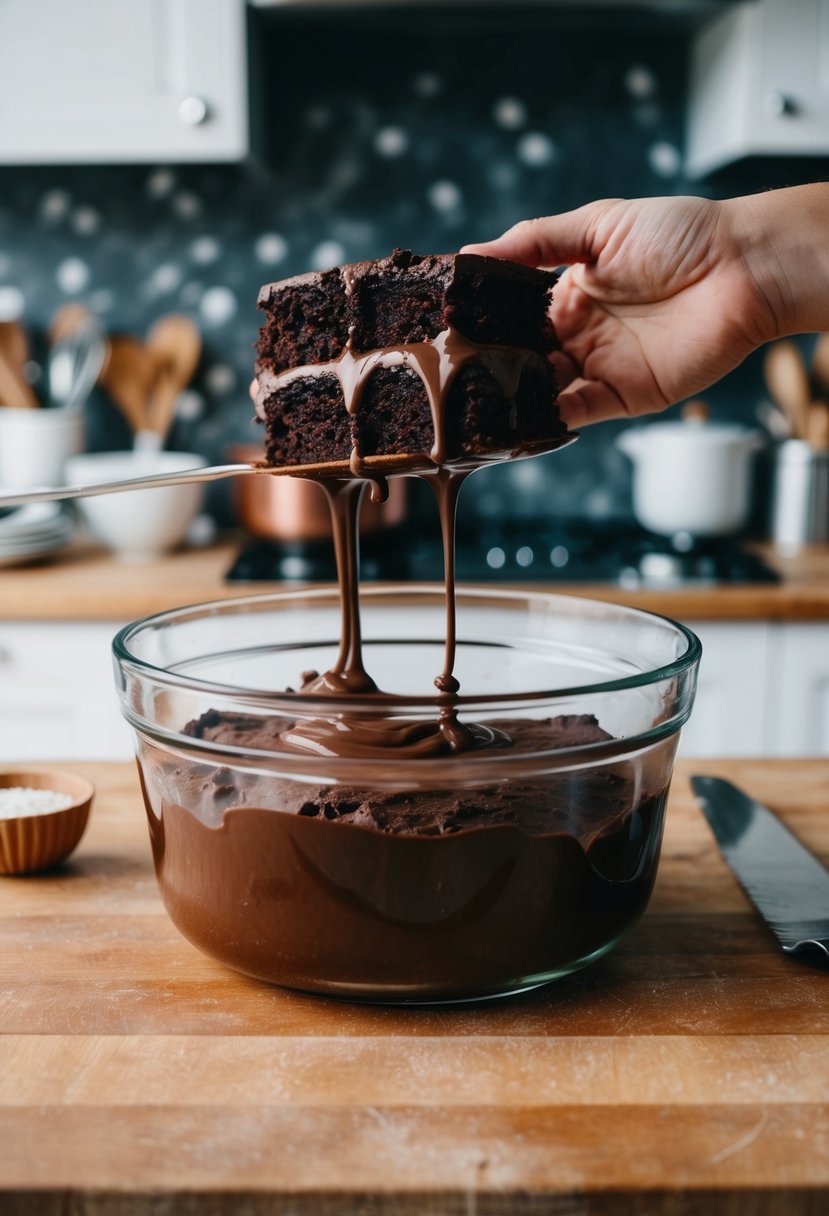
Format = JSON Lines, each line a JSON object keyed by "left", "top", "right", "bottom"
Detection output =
{"left": 763, "top": 341, "right": 812, "bottom": 440}
{"left": 808, "top": 402, "right": 829, "bottom": 453}
{"left": 681, "top": 399, "right": 710, "bottom": 423}
{"left": 812, "top": 333, "right": 829, "bottom": 401}
{"left": 99, "top": 336, "right": 156, "bottom": 436}
{"left": 0, "top": 321, "right": 38, "bottom": 409}
{"left": 49, "top": 303, "right": 96, "bottom": 346}
{"left": 145, "top": 315, "right": 201, "bottom": 443}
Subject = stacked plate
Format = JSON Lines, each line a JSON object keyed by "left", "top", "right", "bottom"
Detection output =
{"left": 0, "top": 503, "right": 74, "bottom": 567}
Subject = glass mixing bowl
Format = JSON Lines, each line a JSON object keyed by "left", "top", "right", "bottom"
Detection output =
{"left": 113, "top": 587, "right": 700, "bottom": 1003}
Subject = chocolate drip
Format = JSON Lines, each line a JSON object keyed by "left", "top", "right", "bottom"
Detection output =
{"left": 278, "top": 715, "right": 509, "bottom": 760}
{"left": 300, "top": 479, "right": 377, "bottom": 697}
{"left": 428, "top": 467, "right": 477, "bottom": 753}
{"left": 280, "top": 466, "right": 491, "bottom": 758}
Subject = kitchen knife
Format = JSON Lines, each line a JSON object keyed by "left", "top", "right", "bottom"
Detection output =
{"left": 691, "top": 775, "right": 829, "bottom": 961}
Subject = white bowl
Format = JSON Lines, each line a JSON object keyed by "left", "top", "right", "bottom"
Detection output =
{"left": 64, "top": 451, "right": 206, "bottom": 563}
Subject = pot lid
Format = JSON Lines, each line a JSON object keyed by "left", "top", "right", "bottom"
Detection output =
{"left": 617, "top": 418, "right": 764, "bottom": 451}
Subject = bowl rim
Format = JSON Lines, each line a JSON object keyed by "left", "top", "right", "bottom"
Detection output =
{"left": 114, "top": 584, "right": 701, "bottom": 702}
{"left": 113, "top": 586, "right": 700, "bottom": 770}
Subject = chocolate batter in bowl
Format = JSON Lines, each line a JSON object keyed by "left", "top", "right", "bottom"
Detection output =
{"left": 113, "top": 588, "right": 700, "bottom": 1002}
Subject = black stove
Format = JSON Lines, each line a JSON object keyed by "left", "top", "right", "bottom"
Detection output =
{"left": 226, "top": 519, "right": 779, "bottom": 587}
{"left": 226, "top": 526, "right": 411, "bottom": 583}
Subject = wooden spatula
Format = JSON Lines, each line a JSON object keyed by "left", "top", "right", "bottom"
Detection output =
{"left": 145, "top": 314, "right": 201, "bottom": 445}
{"left": 99, "top": 336, "right": 156, "bottom": 437}
{"left": 0, "top": 321, "right": 39, "bottom": 409}
{"left": 812, "top": 333, "right": 829, "bottom": 401}
{"left": 49, "top": 303, "right": 96, "bottom": 346}
{"left": 808, "top": 403, "right": 829, "bottom": 453}
{"left": 763, "top": 341, "right": 812, "bottom": 440}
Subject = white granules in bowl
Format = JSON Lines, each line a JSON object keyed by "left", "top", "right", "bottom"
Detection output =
{"left": 0, "top": 787, "right": 74, "bottom": 818}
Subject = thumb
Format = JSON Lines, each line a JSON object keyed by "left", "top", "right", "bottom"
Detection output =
{"left": 460, "top": 200, "right": 619, "bottom": 269}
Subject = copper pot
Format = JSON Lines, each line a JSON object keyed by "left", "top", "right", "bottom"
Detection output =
{"left": 227, "top": 445, "right": 408, "bottom": 542}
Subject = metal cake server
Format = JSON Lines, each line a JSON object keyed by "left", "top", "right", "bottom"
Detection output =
{"left": 691, "top": 775, "right": 829, "bottom": 962}
{"left": 0, "top": 434, "right": 579, "bottom": 509}
{"left": 0, "top": 463, "right": 261, "bottom": 507}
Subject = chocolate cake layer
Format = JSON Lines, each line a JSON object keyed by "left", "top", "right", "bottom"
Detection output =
{"left": 254, "top": 249, "right": 567, "bottom": 469}
{"left": 257, "top": 249, "right": 559, "bottom": 373}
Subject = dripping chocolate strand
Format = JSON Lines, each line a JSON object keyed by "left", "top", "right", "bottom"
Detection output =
{"left": 431, "top": 468, "right": 466, "bottom": 698}
{"left": 278, "top": 464, "right": 486, "bottom": 758}
{"left": 303, "top": 479, "right": 377, "bottom": 695}
{"left": 430, "top": 467, "right": 477, "bottom": 753}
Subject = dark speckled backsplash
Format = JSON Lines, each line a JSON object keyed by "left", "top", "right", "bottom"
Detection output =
{"left": 0, "top": 7, "right": 821, "bottom": 524}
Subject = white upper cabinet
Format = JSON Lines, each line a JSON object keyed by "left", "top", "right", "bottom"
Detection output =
{"left": 0, "top": 0, "right": 248, "bottom": 163}
{"left": 686, "top": 0, "right": 829, "bottom": 177}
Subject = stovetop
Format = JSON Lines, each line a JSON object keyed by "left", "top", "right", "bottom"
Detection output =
{"left": 226, "top": 519, "right": 780, "bottom": 587}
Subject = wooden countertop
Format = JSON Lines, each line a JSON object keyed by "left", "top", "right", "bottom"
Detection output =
{"left": 1, "top": 540, "right": 828, "bottom": 622}
{"left": 0, "top": 757, "right": 827, "bottom": 1213}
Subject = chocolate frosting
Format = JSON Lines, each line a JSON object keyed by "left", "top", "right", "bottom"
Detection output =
{"left": 255, "top": 324, "right": 551, "bottom": 476}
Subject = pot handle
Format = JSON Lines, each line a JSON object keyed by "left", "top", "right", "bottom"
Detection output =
{"left": 615, "top": 428, "right": 643, "bottom": 460}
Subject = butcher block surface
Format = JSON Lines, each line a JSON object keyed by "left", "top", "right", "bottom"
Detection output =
{"left": 2, "top": 541, "right": 829, "bottom": 621}
{"left": 0, "top": 758, "right": 827, "bottom": 1215}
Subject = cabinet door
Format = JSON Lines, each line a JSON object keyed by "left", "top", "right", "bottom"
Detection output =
{"left": 0, "top": 0, "right": 247, "bottom": 163}
{"left": 678, "top": 622, "right": 772, "bottom": 758}
{"left": 0, "top": 622, "right": 133, "bottom": 760}
{"left": 768, "top": 623, "right": 829, "bottom": 756}
{"left": 687, "top": 0, "right": 829, "bottom": 176}
{"left": 754, "top": 0, "right": 829, "bottom": 156}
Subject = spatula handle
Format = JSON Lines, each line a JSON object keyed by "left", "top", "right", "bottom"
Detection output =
{"left": 0, "top": 463, "right": 260, "bottom": 507}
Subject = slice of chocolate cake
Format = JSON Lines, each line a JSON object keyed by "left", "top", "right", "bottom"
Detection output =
{"left": 255, "top": 249, "right": 568, "bottom": 471}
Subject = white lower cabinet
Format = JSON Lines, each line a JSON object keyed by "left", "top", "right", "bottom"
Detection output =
{"left": 680, "top": 620, "right": 829, "bottom": 758}
{"left": 768, "top": 623, "right": 829, "bottom": 757}
{"left": 0, "top": 622, "right": 133, "bottom": 762}
{"left": 0, "top": 618, "right": 827, "bottom": 761}
{"left": 678, "top": 621, "right": 773, "bottom": 758}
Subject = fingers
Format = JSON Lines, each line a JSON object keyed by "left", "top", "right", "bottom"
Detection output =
{"left": 547, "top": 342, "right": 633, "bottom": 428}
{"left": 460, "top": 201, "right": 620, "bottom": 269}
{"left": 548, "top": 347, "right": 582, "bottom": 392}
{"left": 556, "top": 378, "right": 632, "bottom": 429}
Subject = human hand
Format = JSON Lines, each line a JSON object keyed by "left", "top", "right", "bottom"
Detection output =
{"left": 249, "top": 187, "right": 828, "bottom": 429}
{"left": 462, "top": 195, "right": 780, "bottom": 427}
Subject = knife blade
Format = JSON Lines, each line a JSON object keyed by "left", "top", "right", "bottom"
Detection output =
{"left": 691, "top": 775, "right": 829, "bottom": 961}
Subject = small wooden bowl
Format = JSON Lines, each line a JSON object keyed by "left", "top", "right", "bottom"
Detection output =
{"left": 0, "top": 771, "right": 94, "bottom": 875}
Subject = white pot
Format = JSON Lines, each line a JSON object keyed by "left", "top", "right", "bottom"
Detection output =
{"left": 616, "top": 420, "right": 764, "bottom": 537}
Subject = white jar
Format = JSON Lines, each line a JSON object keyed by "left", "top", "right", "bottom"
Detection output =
{"left": 0, "top": 406, "right": 84, "bottom": 489}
